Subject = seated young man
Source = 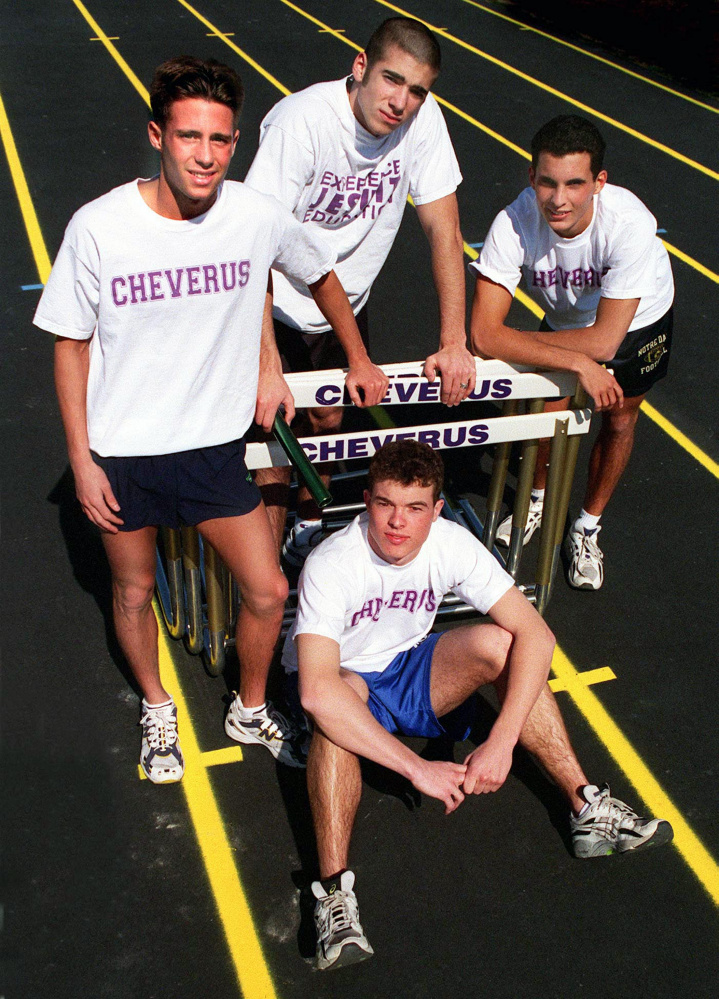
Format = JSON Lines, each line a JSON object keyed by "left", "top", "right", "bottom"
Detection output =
{"left": 471, "top": 115, "right": 674, "bottom": 590}
{"left": 34, "top": 56, "right": 382, "bottom": 783}
{"left": 285, "top": 440, "right": 672, "bottom": 970}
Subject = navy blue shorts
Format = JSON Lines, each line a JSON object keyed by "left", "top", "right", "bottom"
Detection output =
{"left": 91, "top": 437, "right": 261, "bottom": 532}
{"left": 362, "top": 632, "right": 476, "bottom": 741}
{"left": 541, "top": 307, "right": 673, "bottom": 399}
{"left": 273, "top": 307, "right": 370, "bottom": 374}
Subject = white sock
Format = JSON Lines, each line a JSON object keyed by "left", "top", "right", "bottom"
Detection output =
{"left": 530, "top": 488, "right": 545, "bottom": 504}
{"left": 142, "top": 697, "right": 174, "bottom": 709}
{"left": 574, "top": 509, "right": 601, "bottom": 533}
{"left": 235, "top": 695, "right": 268, "bottom": 721}
{"left": 293, "top": 518, "right": 321, "bottom": 539}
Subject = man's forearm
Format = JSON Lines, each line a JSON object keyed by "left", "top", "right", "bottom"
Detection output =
{"left": 489, "top": 629, "right": 553, "bottom": 746}
{"left": 418, "top": 196, "right": 467, "bottom": 347}
{"left": 308, "top": 270, "right": 371, "bottom": 365}
{"left": 54, "top": 337, "right": 93, "bottom": 469}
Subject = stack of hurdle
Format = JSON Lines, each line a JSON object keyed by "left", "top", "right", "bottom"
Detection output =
{"left": 155, "top": 359, "right": 590, "bottom": 674}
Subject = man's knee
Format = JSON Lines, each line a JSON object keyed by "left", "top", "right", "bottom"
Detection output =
{"left": 604, "top": 400, "right": 641, "bottom": 436}
{"left": 112, "top": 573, "right": 155, "bottom": 616}
{"left": 340, "top": 669, "right": 370, "bottom": 703}
{"left": 308, "top": 406, "right": 343, "bottom": 435}
{"left": 241, "top": 567, "right": 289, "bottom": 617}
{"left": 468, "top": 623, "right": 513, "bottom": 680}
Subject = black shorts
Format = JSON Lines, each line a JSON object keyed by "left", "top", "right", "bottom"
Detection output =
{"left": 92, "top": 437, "right": 261, "bottom": 532}
{"left": 274, "top": 307, "right": 370, "bottom": 374}
{"left": 540, "top": 306, "right": 673, "bottom": 398}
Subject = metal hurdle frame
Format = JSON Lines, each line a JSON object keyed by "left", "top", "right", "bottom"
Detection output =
{"left": 155, "top": 359, "right": 590, "bottom": 673}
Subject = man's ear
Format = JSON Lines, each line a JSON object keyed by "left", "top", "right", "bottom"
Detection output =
{"left": 352, "top": 51, "right": 368, "bottom": 83}
{"left": 594, "top": 169, "right": 608, "bottom": 194}
{"left": 230, "top": 129, "right": 240, "bottom": 157}
{"left": 148, "top": 120, "right": 162, "bottom": 152}
{"left": 432, "top": 498, "right": 444, "bottom": 521}
{"left": 528, "top": 165, "right": 536, "bottom": 189}
{"left": 363, "top": 488, "right": 371, "bottom": 509}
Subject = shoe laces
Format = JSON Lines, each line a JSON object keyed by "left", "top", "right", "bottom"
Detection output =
{"left": 316, "top": 890, "right": 359, "bottom": 936}
{"left": 576, "top": 530, "right": 602, "bottom": 562}
{"left": 141, "top": 705, "right": 178, "bottom": 751}
{"left": 588, "top": 789, "right": 638, "bottom": 830}
{"left": 262, "top": 704, "right": 299, "bottom": 742}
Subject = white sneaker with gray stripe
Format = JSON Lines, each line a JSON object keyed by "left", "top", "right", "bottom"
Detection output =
{"left": 224, "top": 693, "right": 308, "bottom": 767}
{"left": 571, "top": 784, "right": 674, "bottom": 858}
{"left": 312, "top": 871, "right": 374, "bottom": 971}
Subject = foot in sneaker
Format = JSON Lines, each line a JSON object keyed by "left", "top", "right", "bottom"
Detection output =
{"left": 312, "top": 871, "right": 374, "bottom": 971}
{"left": 495, "top": 496, "right": 544, "bottom": 547}
{"left": 139, "top": 698, "right": 184, "bottom": 784}
{"left": 571, "top": 784, "right": 674, "bottom": 858}
{"left": 225, "top": 692, "right": 308, "bottom": 767}
{"left": 565, "top": 524, "right": 604, "bottom": 589}
{"left": 282, "top": 519, "right": 323, "bottom": 567}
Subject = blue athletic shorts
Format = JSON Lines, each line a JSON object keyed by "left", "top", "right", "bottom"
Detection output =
{"left": 362, "top": 632, "right": 476, "bottom": 741}
{"left": 91, "top": 437, "right": 261, "bottom": 532}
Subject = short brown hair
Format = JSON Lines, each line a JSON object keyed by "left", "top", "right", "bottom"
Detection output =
{"left": 365, "top": 17, "right": 441, "bottom": 74}
{"left": 367, "top": 440, "right": 444, "bottom": 502}
{"left": 531, "top": 115, "right": 606, "bottom": 179}
{"left": 150, "top": 56, "right": 244, "bottom": 129}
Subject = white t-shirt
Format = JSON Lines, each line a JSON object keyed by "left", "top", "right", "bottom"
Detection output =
{"left": 282, "top": 513, "right": 514, "bottom": 674}
{"left": 245, "top": 79, "right": 462, "bottom": 333}
{"left": 471, "top": 184, "right": 674, "bottom": 333}
{"left": 33, "top": 180, "right": 335, "bottom": 456}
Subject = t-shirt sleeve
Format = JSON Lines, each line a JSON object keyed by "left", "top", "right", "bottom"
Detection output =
{"left": 33, "top": 215, "right": 100, "bottom": 339}
{"left": 270, "top": 200, "right": 337, "bottom": 286}
{"left": 293, "top": 554, "right": 350, "bottom": 644}
{"left": 600, "top": 209, "right": 661, "bottom": 301}
{"left": 469, "top": 209, "right": 524, "bottom": 296}
{"left": 244, "top": 122, "right": 315, "bottom": 212}
{"left": 408, "top": 96, "right": 462, "bottom": 206}
{"left": 448, "top": 528, "right": 515, "bottom": 613}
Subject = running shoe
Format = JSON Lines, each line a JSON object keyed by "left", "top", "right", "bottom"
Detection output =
{"left": 495, "top": 496, "right": 544, "bottom": 547}
{"left": 139, "top": 698, "right": 184, "bottom": 784}
{"left": 312, "top": 871, "right": 374, "bottom": 971}
{"left": 571, "top": 784, "right": 673, "bottom": 858}
{"left": 224, "top": 693, "right": 308, "bottom": 767}
{"left": 282, "top": 521, "right": 324, "bottom": 567}
{"left": 565, "top": 524, "right": 604, "bottom": 589}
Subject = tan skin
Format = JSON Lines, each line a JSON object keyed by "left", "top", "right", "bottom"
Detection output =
{"left": 299, "top": 479, "right": 590, "bottom": 878}
{"left": 471, "top": 150, "right": 647, "bottom": 516}
{"left": 54, "top": 97, "right": 384, "bottom": 708}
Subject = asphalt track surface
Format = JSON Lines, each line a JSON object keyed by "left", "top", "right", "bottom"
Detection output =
{"left": 2, "top": 1, "right": 719, "bottom": 997}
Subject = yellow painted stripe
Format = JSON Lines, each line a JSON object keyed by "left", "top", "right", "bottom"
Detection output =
{"left": 137, "top": 744, "right": 245, "bottom": 779}
{"left": 175, "top": 0, "right": 290, "bottom": 96}
{"left": 0, "top": 91, "right": 52, "bottom": 283}
{"left": 662, "top": 239, "right": 719, "bottom": 285}
{"left": 154, "top": 603, "right": 278, "bottom": 999}
{"left": 373, "top": 0, "right": 719, "bottom": 182}
{"left": 459, "top": 0, "right": 719, "bottom": 116}
{"left": 551, "top": 646, "right": 719, "bottom": 905}
{"left": 72, "top": 1, "right": 150, "bottom": 104}
{"left": 548, "top": 665, "right": 616, "bottom": 693}
{"left": 639, "top": 400, "right": 719, "bottom": 480}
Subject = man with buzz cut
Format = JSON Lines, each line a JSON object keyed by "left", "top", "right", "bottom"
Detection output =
{"left": 245, "top": 16, "right": 476, "bottom": 565}
{"left": 287, "top": 440, "right": 672, "bottom": 970}
{"left": 471, "top": 114, "right": 674, "bottom": 590}
{"left": 33, "top": 56, "right": 386, "bottom": 783}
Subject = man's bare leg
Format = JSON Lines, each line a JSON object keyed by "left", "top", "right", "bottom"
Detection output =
{"left": 307, "top": 671, "right": 368, "bottom": 877}
{"left": 493, "top": 670, "right": 587, "bottom": 813}
{"left": 582, "top": 393, "right": 644, "bottom": 516}
{"left": 198, "top": 503, "right": 288, "bottom": 708}
{"left": 254, "top": 464, "right": 293, "bottom": 552}
{"left": 429, "top": 623, "right": 510, "bottom": 716}
{"left": 102, "top": 526, "right": 168, "bottom": 704}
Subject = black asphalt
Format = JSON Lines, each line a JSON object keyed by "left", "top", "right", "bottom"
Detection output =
{"left": 2, "top": 2, "right": 718, "bottom": 997}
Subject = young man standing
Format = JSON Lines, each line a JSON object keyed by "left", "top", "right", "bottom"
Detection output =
{"left": 471, "top": 115, "right": 674, "bottom": 589}
{"left": 245, "top": 17, "right": 476, "bottom": 563}
{"left": 288, "top": 441, "right": 672, "bottom": 970}
{"left": 34, "top": 57, "right": 381, "bottom": 782}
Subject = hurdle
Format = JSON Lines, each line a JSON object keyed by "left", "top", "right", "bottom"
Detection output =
{"left": 155, "top": 359, "right": 591, "bottom": 672}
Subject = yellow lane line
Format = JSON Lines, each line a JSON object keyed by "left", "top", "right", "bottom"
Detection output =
{"left": 462, "top": 243, "right": 719, "bottom": 480}
{"left": 662, "top": 239, "right": 719, "bottom": 285}
{"left": 548, "top": 665, "right": 616, "bottom": 694}
{"left": 138, "top": 744, "right": 244, "bottom": 779}
{"left": 72, "top": 1, "right": 150, "bottom": 103}
{"left": 0, "top": 91, "right": 52, "bottom": 283}
{"left": 551, "top": 647, "right": 719, "bottom": 906}
{"left": 459, "top": 0, "right": 719, "bottom": 116}
{"left": 154, "top": 605, "right": 278, "bottom": 999}
{"left": 373, "top": 0, "right": 719, "bottom": 183}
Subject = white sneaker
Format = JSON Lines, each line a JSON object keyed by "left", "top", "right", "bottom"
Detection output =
{"left": 282, "top": 520, "right": 323, "bottom": 567}
{"left": 565, "top": 524, "right": 604, "bottom": 589}
{"left": 495, "top": 496, "right": 544, "bottom": 547}
{"left": 312, "top": 871, "right": 374, "bottom": 971}
{"left": 224, "top": 693, "right": 308, "bottom": 767}
{"left": 571, "top": 784, "right": 674, "bottom": 858}
{"left": 139, "top": 699, "right": 184, "bottom": 784}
